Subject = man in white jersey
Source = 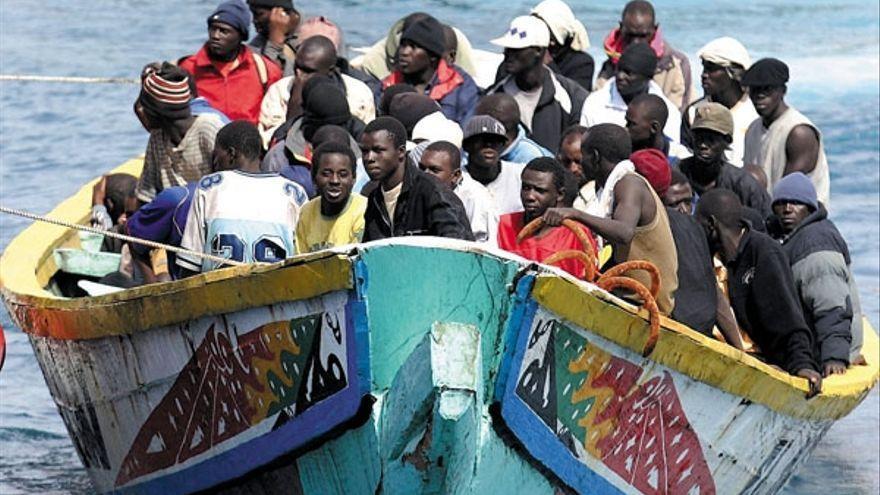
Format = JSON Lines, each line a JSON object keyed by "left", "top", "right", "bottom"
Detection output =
{"left": 461, "top": 115, "right": 526, "bottom": 215}
{"left": 177, "top": 121, "right": 307, "bottom": 275}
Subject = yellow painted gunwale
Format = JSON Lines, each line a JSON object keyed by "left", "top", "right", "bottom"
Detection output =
{"left": 0, "top": 158, "right": 353, "bottom": 339}
{"left": 533, "top": 275, "right": 879, "bottom": 421}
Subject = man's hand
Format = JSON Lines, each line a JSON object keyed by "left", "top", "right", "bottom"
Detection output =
{"left": 268, "top": 7, "right": 291, "bottom": 45}
{"left": 796, "top": 368, "right": 823, "bottom": 398}
{"left": 92, "top": 176, "right": 107, "bottom": 207}
{"left": 542, "top": 207, "right": 579, "bottom": 227}
{"left": 822, "top": 360, "right": 847, "bottom": 377}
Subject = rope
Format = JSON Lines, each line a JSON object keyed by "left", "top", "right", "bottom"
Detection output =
{"left": 0, "top": 75, "right": 138, "bottom": 84}
{"left": 0, "top": 205, "right": 245, "bottom": 267}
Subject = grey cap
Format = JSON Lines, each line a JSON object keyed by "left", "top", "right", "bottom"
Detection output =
{"left": 462, "top": 115, "right": 506, "bottom": 141}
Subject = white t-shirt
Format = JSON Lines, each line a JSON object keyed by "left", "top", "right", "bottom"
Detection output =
{"left": 464, "top": 160, "right": 526, "bottom": 216}
{"left": 454, "top": 173, "right": 499, "bottom": 246}
{"left": 580, "top": 79, "right": 681, "bottom": 143}
{"left": 504, "top": 78, "right": 542, "bottom": 131}
{"left": 177, "top": 170, "right": 307, "bottom": 272}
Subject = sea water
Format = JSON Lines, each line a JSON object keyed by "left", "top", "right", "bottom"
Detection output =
{"left": 0, "top": 0, "right": 877, "bottom": 493}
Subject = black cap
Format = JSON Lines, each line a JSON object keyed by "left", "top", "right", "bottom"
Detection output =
{"left": 741, "top": 58, "right": 789, "bottom": 87}
{"left": 400, "top": 16, "right": 446, "bottom": 58}
{"left": 618, "top": 43, "right": 658, "bottom": 78}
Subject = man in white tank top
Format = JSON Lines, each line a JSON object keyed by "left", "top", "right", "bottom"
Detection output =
{"left": 741, "top": 58, "right": 830, "bottom": 206}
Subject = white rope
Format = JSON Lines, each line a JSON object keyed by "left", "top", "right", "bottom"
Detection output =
{"left": 0, "top": 74, "right": 138, "bottom": 84}
{"left": 0, "top": 205, "right": 245, "bottom": 267}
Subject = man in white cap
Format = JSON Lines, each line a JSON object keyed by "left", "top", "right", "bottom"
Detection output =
{"left": 530, "top": 0, "right": 594, "bottom": 91}
{"left": 682, "top": 37, "right": 757, "bottom": 168}
{"left": 485, "top": 15, "right": 588, "bottom": 154}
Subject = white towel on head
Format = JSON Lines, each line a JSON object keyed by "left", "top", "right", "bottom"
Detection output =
{"left": 530, "top": 0, "right": 590, "bottom": 51}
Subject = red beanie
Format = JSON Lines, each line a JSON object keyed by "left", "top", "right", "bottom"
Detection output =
{"left": 630, "top": 149, "right": 671, "bottom": 196}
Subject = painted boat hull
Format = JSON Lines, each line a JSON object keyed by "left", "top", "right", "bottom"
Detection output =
{"left": 1, "top": 159, "right": 877, "bottom": 494}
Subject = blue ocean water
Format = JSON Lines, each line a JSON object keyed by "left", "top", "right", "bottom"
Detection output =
{"left": 0, "top": 0, "right": 877, "bottom": 493}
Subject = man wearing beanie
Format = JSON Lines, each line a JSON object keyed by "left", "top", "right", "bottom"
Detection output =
{"left": 379, "top": 14, "right": 478, "bottom": 126}
{"left": 485, "top": 15, "right": 587, "bottom": 154}
{"left": 677, "top": 102, "right": 771, "bottom": 217}
{"left": 682, "top": 37, "right": 757, "bottom": 168}
{"left": 180, "top": 0, "right": 281, "bottom": 125}
{"left": 742, "top": 58, "right": 830, "bottom": 206}
{"left": 581, "top": 43, "right": 680, "bottom": 143}
{"left": 595, "top": 0, "right": 695, "bottom": 111}
{"left": 134, "top": 63, "right": 225, "bottom": 204}
{"left": 770, "top": 173, "right": 864, "bottom": 376}
{"left": 247, "top": 0, "right": 300, "bottom": 76}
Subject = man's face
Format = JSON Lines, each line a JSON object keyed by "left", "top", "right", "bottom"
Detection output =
{"left": 557, "top": 135, "right": 586, "bottom": 187}
{"left": 692, "top": 129, "right": 729, "bottom": 165}
{"left": 419, "top": 150, "right": 460, "bottom": 188}
{"left": 620, "top": 12, "right": 656, "bottom": 47}
{"left": 250, "top": 6, "right": 272, "bottom": 36}
{"left": 701, "top": 61, "right": 731, "bottom": 98}
{"left": 294, "top": 48, "right": 330, "bottom": 84}
{"left": 664, "top": 182, "right": 694, "bottom": 215}
{"left": 748, "top": 84, "right": 785, "bottom": 118}
{"left": 502, "top": 46, "right": 542, "bottom": 76}
{"left": 211, "top": 146, "right": 234, "bottom": 172}
{"left": 315, "top": 153, "right": 355, "bottom": 206}
{"left": 521, "top": 169, "right": 562, "bottom": 222}
{"left": 695, "top": 211, "right": 722, "bottom": 256}
{"left": 624, "top": 105, "right": 655, "bottom": 149}
{"left": 616, "top": 68, "right": 650, "bottom": 97}
{"left": 207, "top": 22, "right": 242, "bottom": 60}
{"left": 463, "top": 134, "right": 506, "bottom": 170}
{"left": 360, "top": 131, "right": 403, "bottom": 182}
{"left": 773, "top": 201, "right": 812, "bottom": 234}
{"left": 133, "top": 100, "right": 160, "bottom": 131}
{"left": 580, "top": 145, "right": 608, "bottom": 187}
{"left": 397, "top": 40, "right": 434, "bottom": 75}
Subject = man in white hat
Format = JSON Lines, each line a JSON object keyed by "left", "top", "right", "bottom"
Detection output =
{"left": 485, "top": 15, "right": 588, "bottom": 154}
{"left": 682, "top": 37, "right": 758, "bottom": 168}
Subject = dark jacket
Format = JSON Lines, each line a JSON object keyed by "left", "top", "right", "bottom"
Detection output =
{"left": 550, "top": 49, "right": 595, "bottom": 92}
{"left": 363, "top": 163, "right": 475, "bottom": 242}
{"left": 378, "top": 61, "right": 479, "bottom": 126}
{"left": 487, "top": 67, "right": 588, "bottom": 154}
{"left": 679, "top": 158, "right": 772, "bottom": 217}
{"left": 773, "top": 206, "right": 862, "bottom": 365}
{"left": 667, "top": 208, "right": 716, "bottom": 334}
{"left": 727, "top": 227, "right": 818, "bottom": 374}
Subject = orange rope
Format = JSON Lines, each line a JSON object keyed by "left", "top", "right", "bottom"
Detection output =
{"left": 543, "top": 249, "right": 598, "bottom": 282}
{"left": 600, "top": 260, "right": 661, "bottom": 299}
{"left": 596, "top": 276, "right": 661, "bottom": 356}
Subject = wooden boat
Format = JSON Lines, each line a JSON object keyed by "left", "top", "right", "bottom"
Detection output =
{"left": 1, "top": 158, "right": 877, "bottom": 495}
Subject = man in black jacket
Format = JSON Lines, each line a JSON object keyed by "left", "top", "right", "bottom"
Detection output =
{"left": 678, "top": 102, "right": 771, "bottom": 217}
{"left": 486, "top": 15, "right": 587, "bottom": 154}
{"left": 695, "top": 188, "right": 822, "bottom": 396}
{"left": 360, "top": 117, "right": 473, "bottom": 241}
{"left": 770, "top": 172, "right": 864, "bottom": 376}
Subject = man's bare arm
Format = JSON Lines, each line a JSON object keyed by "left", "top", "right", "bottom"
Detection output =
{"left": 784, "top": 124, "right": 820, "bottom": 176}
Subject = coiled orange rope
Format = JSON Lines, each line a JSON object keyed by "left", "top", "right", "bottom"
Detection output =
{"left": 518, "top": 216, "right": 662, "bottom": 356}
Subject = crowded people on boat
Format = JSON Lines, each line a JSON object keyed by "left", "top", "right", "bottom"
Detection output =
{"left": 461, "top": 115, "right": 526, "bottom": 216}
{"left": 681, "top": 37, "right": 756, "bottom": 168}
{"left": 542, "top": 123, "right": 678, "bottom": 315}
{"left": 742, "top": 58, "right": 831, "bottom": 205}
{"left": 486, "top": 15, "right": 588, "bottom": 154}
{"left": 105, "top": 0, "right": 864, "bottom": 381}
{"left": 246, "top": 0, "right": 300, "bottom": 77}
{"left": 379, "top": 14, "right": 479, "bottom": 126}
{"left": 177, "top": 120, "right": 306, "bottom": 275}
{"left": 676, "top": 102, "right": 772, "bottom": 216}
{"left": 625, "top": 94, "right": 690, "bottom": 166}
{"left": 134, "top": 63, "right": 225, "bottom": 204}
{"left": 474, "top": 94, "right": 552, "bottom": 165}
{"left": 258, "top": 34, "right": 375, "bottom": 146}
{"left": 179, "top": 1, "right": 282, "bottom": 124}
{"left": 360, "top": 117, "right": 473, "bottom": 241}
{"left": 497, "top": 157, "right": 597, "bottom": 278}
{"left": 417, "top": 140, "right": 498, "bottom": 244}
{"left": 295, "top": 141, "right": 366, "bottom": 253}
{"left": 695, "top": 188, "right": 823, "bottom": 394}
{"left": 769, "top": 173, "right": 865, "bottom": 375}
{"left": 581, "top": 43, "right": 681, "bottom": 143}
{"left": 595, "top": 0, "right": 695, "bottom": 111}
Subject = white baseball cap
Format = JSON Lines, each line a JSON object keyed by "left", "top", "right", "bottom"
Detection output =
{"left": 491, "top": 16, "right": 550, "bottom": 49}
{"left": 697, "top": 37, "right": 751, "bottom": 70}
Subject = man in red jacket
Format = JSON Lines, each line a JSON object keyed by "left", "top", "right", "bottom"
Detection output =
{"left": 180, "top": 0, "right": 281, "bottom": 124}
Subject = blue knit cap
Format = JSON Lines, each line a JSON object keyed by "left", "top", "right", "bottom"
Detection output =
{"left": 772, "top": 172, "right": 818, "bottom": 210}
{"left": 207, "top": 0, "right": 252, "bottom": 40}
